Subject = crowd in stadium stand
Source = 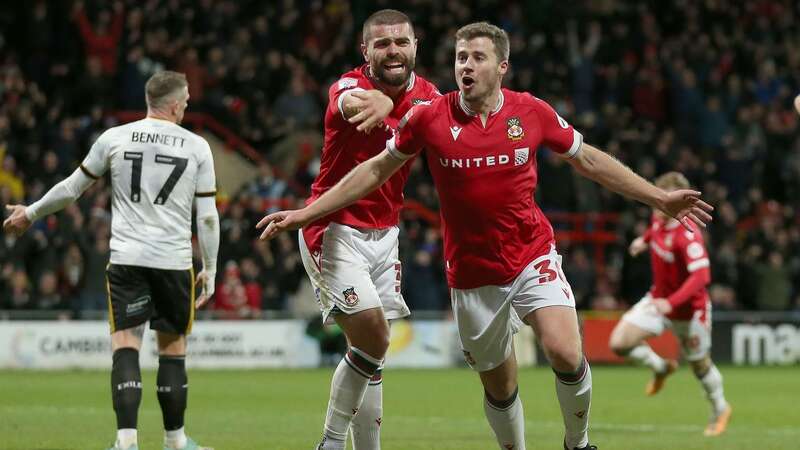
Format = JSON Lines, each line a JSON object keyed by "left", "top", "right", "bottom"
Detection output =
{"left": 1, "top": 0, "right": 799, "bottom": 317}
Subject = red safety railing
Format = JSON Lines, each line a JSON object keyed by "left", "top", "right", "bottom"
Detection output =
{"left": 113, "top": 111, "right": 264, "bottom": 162}
{"left": 402, "top": 201, "right": 620, "bottom": 272}
{"left": 112, "top": 111, "right": 311, "bottom": 196}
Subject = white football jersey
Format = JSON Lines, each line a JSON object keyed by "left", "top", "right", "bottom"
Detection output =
{"left": 81, "top": 117, "right": 216, "bottom": 270}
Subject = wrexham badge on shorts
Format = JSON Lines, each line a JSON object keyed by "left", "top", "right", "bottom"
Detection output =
{"left": 507, "top": 116, "right": 524, "bottom": 141}
{"left": 342, "top": 287, "right": 359, "bottom": 306}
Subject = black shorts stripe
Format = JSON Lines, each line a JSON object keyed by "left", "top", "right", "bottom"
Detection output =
{"left": 80, "top": 164, "right": 100, "bottom": 180}
{"left": 194, "top": 191, "right": 216, "bottom": 197}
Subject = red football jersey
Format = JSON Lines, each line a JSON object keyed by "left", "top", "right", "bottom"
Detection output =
{"left": 644, "top": 216, "right": 711, "bottom": 320}
{"left": 304, "top": 65, "right": 440, "bottom": 252}
{"left": 388, "top": 89, "right": 583, "bottom": 289}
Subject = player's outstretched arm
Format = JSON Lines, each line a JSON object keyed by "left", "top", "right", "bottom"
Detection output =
{"left": 257, "top": 149, "right": 406, "bottom": 240}
{"left": 195, "top": 196, "right": 219, "bottom": 309}
{"left": 3, "top": 168, "right": 96, "bottom": 236}
{"left": 568, "top": 143, "right": 714, "bottom": 230}
{"left": 342, "top": 90, "right": 394, "bottom": 133}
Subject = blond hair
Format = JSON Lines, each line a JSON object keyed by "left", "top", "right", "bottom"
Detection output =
{"left": 655, "top": 172, "right": 690, "bottom": 191}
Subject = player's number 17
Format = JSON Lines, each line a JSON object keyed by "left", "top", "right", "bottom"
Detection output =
{"left": 123, "top": 151, "right": 188, "bottom": 204}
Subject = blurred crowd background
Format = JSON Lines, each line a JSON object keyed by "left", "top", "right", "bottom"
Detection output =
{"left": 1, "top": 0, "right": 799, "bottom": 319}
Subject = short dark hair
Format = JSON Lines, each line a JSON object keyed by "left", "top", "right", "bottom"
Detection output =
{"left": 145, "top": 71, "right": 188, "bottom": 109}
{"left": 362, "top": 9, "right": 413, "bottom": 43}
{"left": 455, "top": 22, "right": 510, "bottom": 61}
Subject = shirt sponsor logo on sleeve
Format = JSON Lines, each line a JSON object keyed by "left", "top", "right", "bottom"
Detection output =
{"left": 338, "top": 77, "right": 358, "bottom": 90}
{"left": 686, "top": 242, "right": 705, "bottom": 259}
{"left": 506, "top": 116, "right": 525, "bottom": 141}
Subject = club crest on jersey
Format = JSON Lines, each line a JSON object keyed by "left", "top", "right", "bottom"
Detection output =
{"left": 342, "top": 287, "right": 359, "bottom": 306}
{"left": 506, "top": 116, "right": 524, "bottom": 141}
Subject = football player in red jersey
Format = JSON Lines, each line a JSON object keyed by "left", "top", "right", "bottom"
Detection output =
{"left": 259, "top": 22, "right": 712, "bottom": 450}
{"left": 288, "top": 9, "right": 439, "bottom": 450}
{"left": 609, "top": 172, "right": 731, "bottom": 436}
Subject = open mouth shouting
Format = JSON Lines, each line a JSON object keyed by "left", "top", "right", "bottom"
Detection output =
{"left": 383, "top": 61, "right": 406, "bottom": 74}
{"left": 461, "top": 74, "right": 476, "bottom": 90}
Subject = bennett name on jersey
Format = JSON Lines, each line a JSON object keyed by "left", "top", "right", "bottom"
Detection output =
{"left": 131, "top": 131, "right": 187, "bottom": 148}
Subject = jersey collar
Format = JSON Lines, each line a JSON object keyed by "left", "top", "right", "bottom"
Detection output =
{"left": 406, "top": 72, "right": 416, "bottom": 91}
{"left": 458, "top": 90, "right": 504, "bottom": 117}
{"left": 145, "top": 115, "right": 175, "bottom": 124}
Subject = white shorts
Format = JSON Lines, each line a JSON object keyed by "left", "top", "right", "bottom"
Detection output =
{"left": 451, "top": 247, "right": 575, "bottom": 372}
{"left": 298, "top": 223, "right": 410, "bottom": 324}
{"left": 621, "top": 295, "right": 712, "bottom": 361}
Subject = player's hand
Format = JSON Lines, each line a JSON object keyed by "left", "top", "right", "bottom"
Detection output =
{"left": 256, "top": 209, "right": 310, "bottom": 241}
{"left": 3, "top": 205, "right": 32, "bottom": 237}
{"left": 657, "top": 189, "right": 714, "bottom": 231}
{"left": 195, "top": 269, "right": 216, "bottom": 309}
{"left": 347, "top": 90, "right": 393, "bottom": 133}
{"left": 629, "top": 236, "right": 649, "bottom": 257}
{"left": 652, "top": 298, "right": 672, "bottom": 315}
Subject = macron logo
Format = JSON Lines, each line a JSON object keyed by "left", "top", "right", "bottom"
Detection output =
{"left": 450, "top": 126, "right": 462, "bottom": 141}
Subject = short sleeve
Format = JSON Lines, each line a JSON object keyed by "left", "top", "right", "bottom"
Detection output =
{"left": 678, "top": 228, "right": 710, "bottom": 272}
{"left": 329, "top": 77, "right": 367, "bottom": 119}
{"left": 386, "top": 105, "right": 426, "bottom": 161}
{"left": 531, "top": 95, "right": 583, "bottom": 159}
{"left": 195, "top": 139, "right": 217, "bottom": 197}
{"left": 80, "top": 130, "right": 112, "bottom": 179}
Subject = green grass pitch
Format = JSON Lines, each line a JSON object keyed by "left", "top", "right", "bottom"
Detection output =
{"left": 1, "top": 366, "right": 797, "bottom": 449}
